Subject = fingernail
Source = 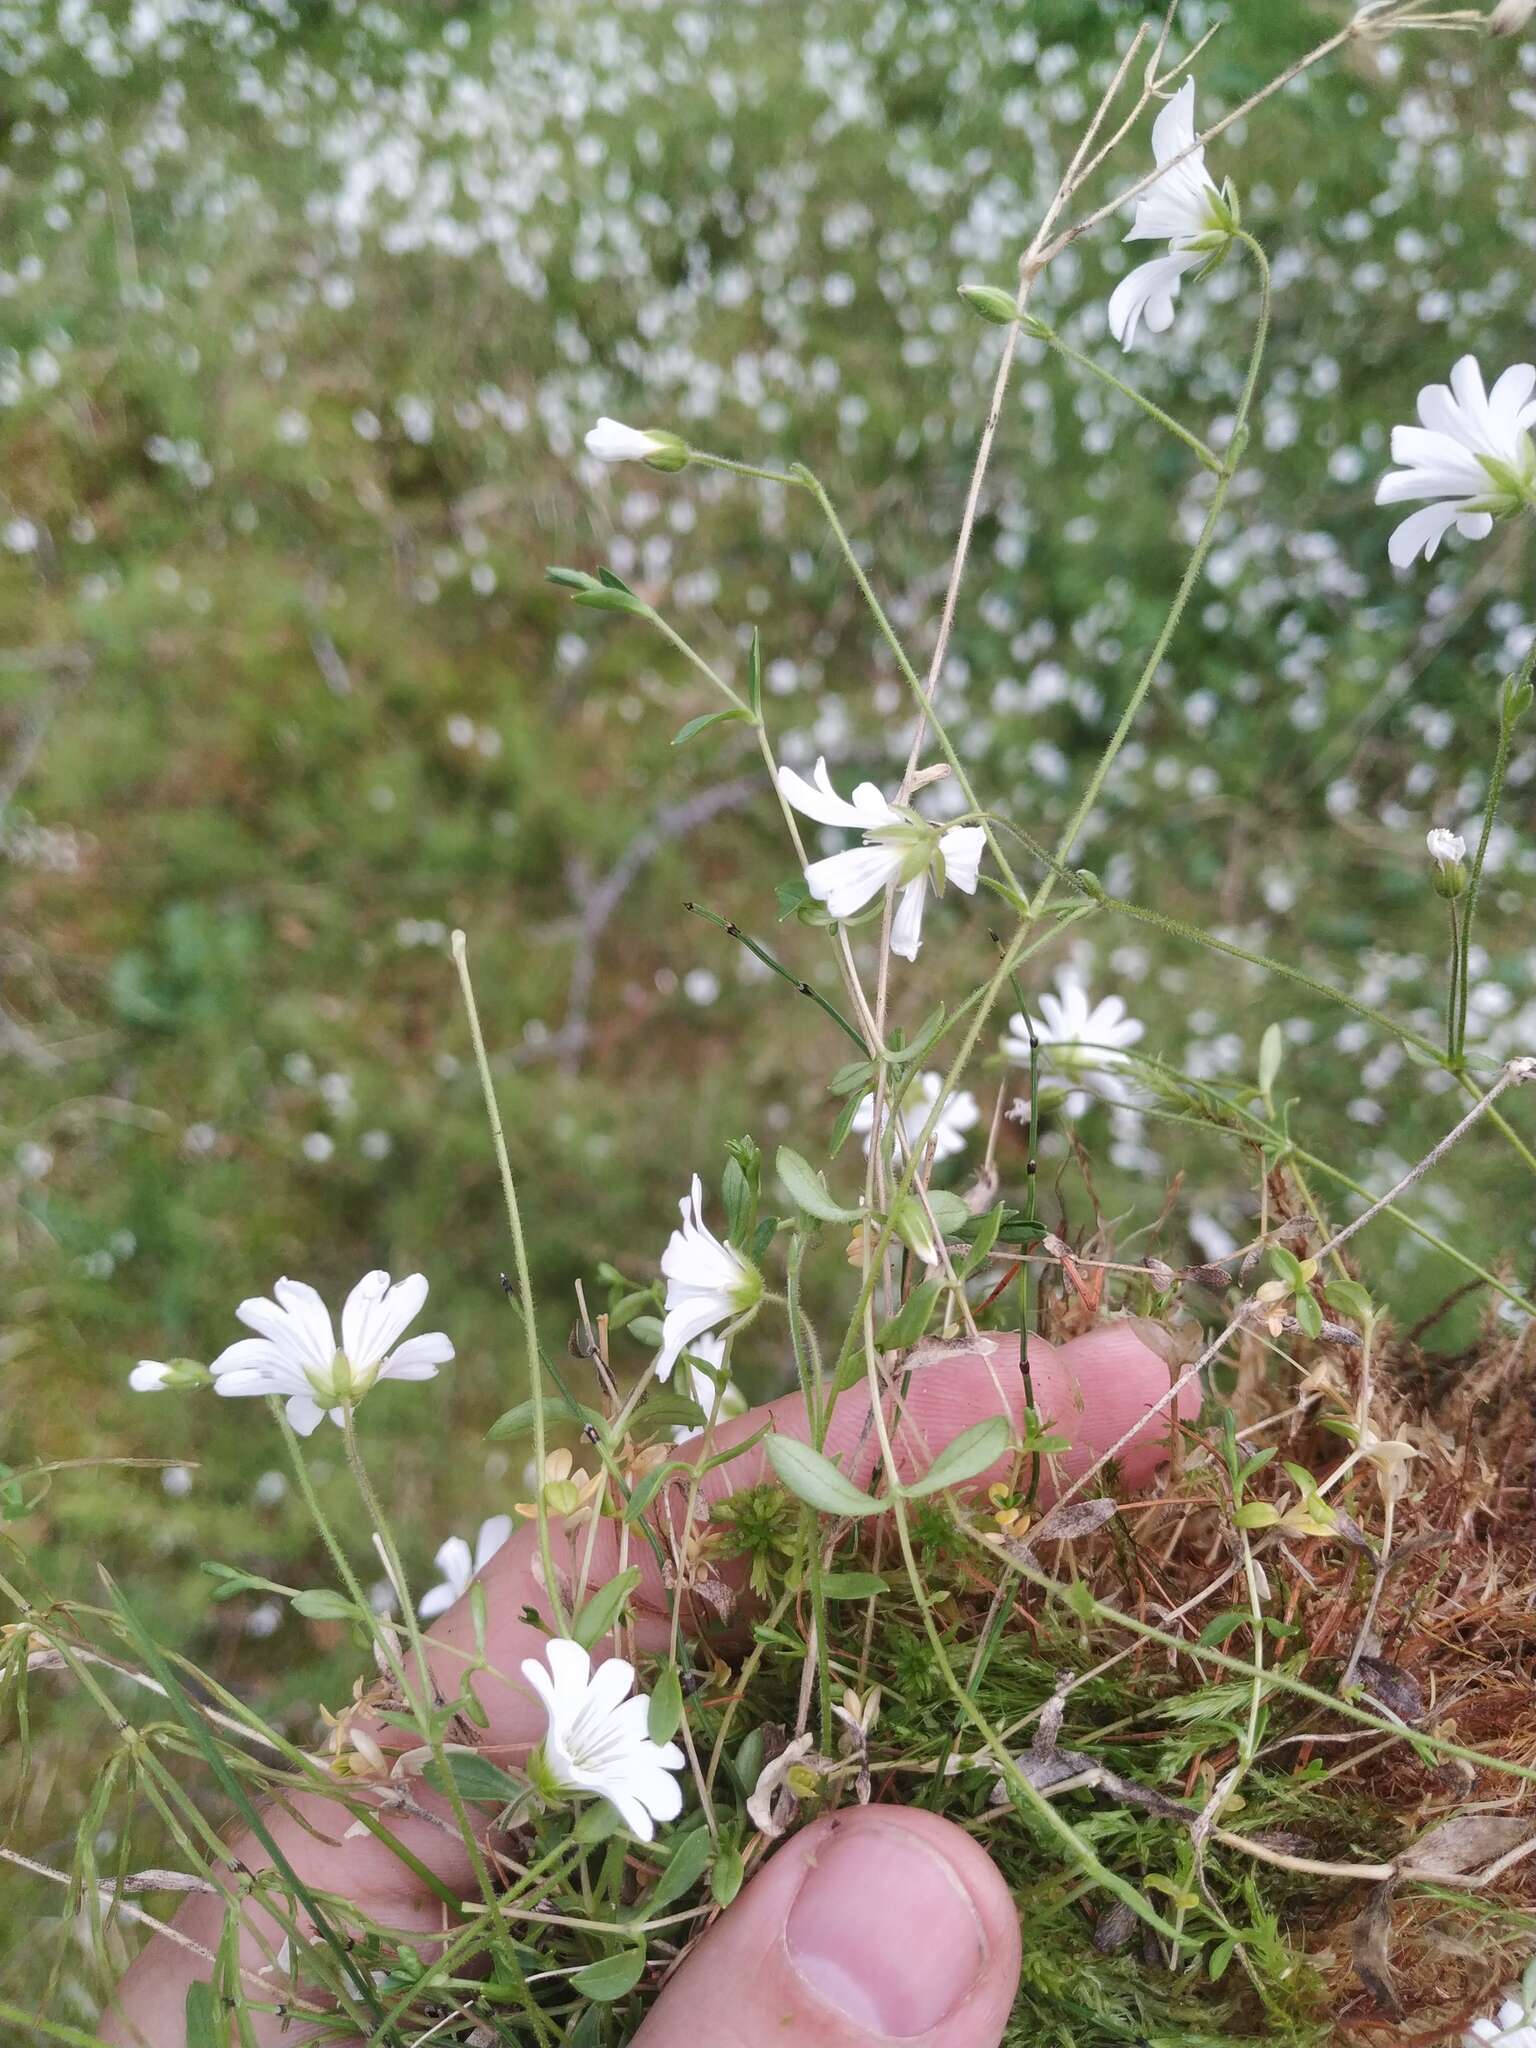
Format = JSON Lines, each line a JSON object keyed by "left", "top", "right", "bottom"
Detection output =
{"left": 786, "top": 1821, "right": 988, "bottom": 2037}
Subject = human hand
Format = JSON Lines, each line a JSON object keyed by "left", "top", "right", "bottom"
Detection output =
{"left": 104, "top": 1324, "right": 1193, "bottom": 2048}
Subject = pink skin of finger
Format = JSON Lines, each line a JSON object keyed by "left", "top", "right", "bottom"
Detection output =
{"left": 101, "top": 1321, "right": 1193, "bottom": 2045}
{"left": 631, "top": 1807, "right": 1022, "bottom": 2048}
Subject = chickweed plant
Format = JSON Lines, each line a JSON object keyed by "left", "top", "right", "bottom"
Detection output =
{"left": 8, "top": 7, "right": 1536, "bottom": 2045}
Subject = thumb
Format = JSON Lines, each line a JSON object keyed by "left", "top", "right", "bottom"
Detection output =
{"left": 632, "top": 1807, "right": 1021, "bottom": 2048}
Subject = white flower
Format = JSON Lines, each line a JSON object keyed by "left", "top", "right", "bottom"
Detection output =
{"left": 129, "top": 1361, "right": 174, "bottom": 1391}
{"left": 583, "top": 417, "right": 683, "bottom": 467}
{"left": 1108, "top": 79, "right": 1237, "bottom": 350}
{"left": 1467, "top": 1994, "right": 1536, "bottom": 2046}
{"left": 851, "top": 1070, "right": 980, "bottom": 1162}
{"left": 208, "top": 1272, "right": 454, "bottom": 1435}
{"left": 656, "top": 1177, "right": 762, "bottom": 1383}
{"left": 418, "top": 1515, "right": 514, "bottom": 1621}
{"left": 1426, "top": 828, "right": 1467, "bottom": 869}
{"left": 776, "top": 756, "right": 985, "bottom": 962}
{"left": 521, "top": 1637, "right": 685, "bottom": 1842}
{"left": 670, "top": 1333, "right": 747, "bottom": 1443}
{"left": 1375, "top": 355, "right": 1536, "bottom": 567}
{"left": 1002, "top": 974, "right": 1145, "bottom": 1117}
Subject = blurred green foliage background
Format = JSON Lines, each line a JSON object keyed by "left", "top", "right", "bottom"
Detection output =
{"left": 3, "top": 0, "right": 1535, "bottom": 2004}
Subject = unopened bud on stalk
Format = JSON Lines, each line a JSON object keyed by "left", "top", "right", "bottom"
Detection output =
{"left": 958, "top": 283, "right": 1020, "bottom": 326}
{"left": 583, "top": 417, "right": 690, "bottom": 471}
{"left": 1502, "top": 671, "right": 1534, "bottom": 726}
{"left": 1426, "top": 827, "right": 1468, "bottom": 899}
{"left": 1073, "top": 868, "right": 1107, "bottom": 900}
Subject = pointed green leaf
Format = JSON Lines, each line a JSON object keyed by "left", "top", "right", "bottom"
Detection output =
{"left": 648, "top": 1663, "right": 684, "bottom": 1746}
{"left": 765, "top": 1435, "right": 882, "bottom": 1518}
{"left": 573, "top": 587, "right": 651, "bottom": 616}
{"left": 820, "top": 1571, "right": 890, "bottom": 1600}
{"left": 887, "top": 1004, "right": 946, "bottom": 1067}
{"left": 1258, "top": 1023, "right": 1283, "bottom": 1098}
{"left": 290, "top": 1589, "right": 364, "bottom": 1624}
{"left": 710, "top": 1838, "right": 745, "bottom": 1908}
{"left": 185, "top": 1982, "right": 222, "bottom": 2048}
{"left": 571, "top": 1568, "right": 642, "bottom": 1649}
{"left": 874, "top": 1279, "right": 942, "bottom": 1352}
{"left": 775, "top": 1146, "right": 862, "bottom": 1224}
{"left": 644, "top": 1824, "right": 714, "bottom": 1914}
{"left": 421, "top": 1751, "right": 525, "bottom": 1805}
{"left": 900, "top": 1415, "right": 1012, "bottom": 1500}
{"left": 672, "top": 707, "right": 750, "bottom": 747}
{"left": 571, "top": 1945, "right": 646, "bottom": 2000}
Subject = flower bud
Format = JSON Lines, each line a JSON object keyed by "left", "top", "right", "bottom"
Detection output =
{"left": 958, "top": 283, "right": 1019, "bottom": 326}
{"left": 888, "top": 1192, "right": 940, "bottom": 1266}
{"left": 1426, "top": 827, "right": 1468, "bottom": 899}
{"left": 583, "top": 417, "right": 689, "bottom": 470}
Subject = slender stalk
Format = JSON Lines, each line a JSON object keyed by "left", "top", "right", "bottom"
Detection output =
{"left": 1453, "top": 660, "right": 1528, "bottom": 1061}
{"left": 1030, "top": 235, "right": 1271, "bottom": 925}
{"left": 857, "top": 1300, "right": 1186, "bottom": 1945}
{"left": 790, "top": 466, "right": 1024, "bottom": 903}
{"left": 452, "top": 930, "right": 566, "bottom": 1635}
{"left": 1032, "top": 321, "right": 1222, "bottom": 472}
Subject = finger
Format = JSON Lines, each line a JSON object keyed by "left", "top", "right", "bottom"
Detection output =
{"left": 632, "top": 1807, "right": 1021, "bottom": 2048}
{"left": 438, "top": 1319, "right": 1191, "bottom": 1738}
{"left": 104, "top": 1322, "right": 1187, "bottom": 2042}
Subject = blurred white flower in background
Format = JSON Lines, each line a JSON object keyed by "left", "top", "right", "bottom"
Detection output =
{"left": 521, "top": 1637, "right": 685, "bottom": 1841}
{"left": 1376, "top": 355, "right": 1536, "bottom": 566}
{"left": 656, "top": 1176, "right": 762, "bottom": 1382}
{"left": 852, "top": 1070, "right": 980, "bottom": 1161}
{"left": 776, "top": 756, "right": 985, "bottom": 961}
{"left": 1003, "top": 975, "right": 1145, "bottom": 1117}
{"left": 418, "top": 1514, "right": 514, "bottom": 1620}
{"left": 207, "top": 1272, "right": 453, "bottom": 1435}
{"left": 1108, "top": 79, "right": 1238, "bottom": 350}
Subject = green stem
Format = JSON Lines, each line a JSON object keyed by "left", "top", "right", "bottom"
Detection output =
{"left": 647, "top": 613, "right": 752, "bottom": 715}
{"left": 1032, "top": 234, "right": 1271, "bottom": 921}
{"left": 1445, "top": 897, "right": 1462, "bottom": 1065}
{"left": 689, "top": 449, "right": 802, "bottom": 489}
{"left": 790, "top": 464, "right": 1025, "bottom": 902}
{"left": 452, "top": 931, "right": 566, "bottom": 1636}
{"left": 1452, "top": 677, "right": 1521, "bottom": 1062}
{"left": 683, "top": 899, "right": 864, "bottom": 1049}
{"left": 1035, "top": 323, "right": 1222, "bottom": 472}
{"left": 1096, "top": 887, "right": 1442, "bottom": 1061}
{"left": 858, "top": 1304, "right": 1188, "bottom": 1947}
{"left": 339, "top": 1411, "right": 544, "bottom": 2025}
